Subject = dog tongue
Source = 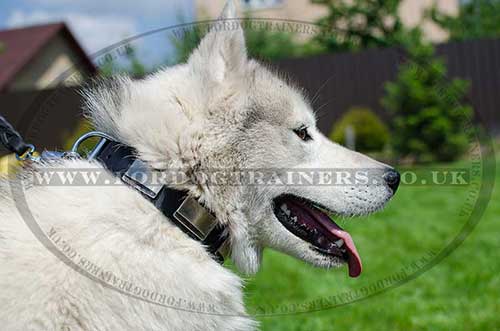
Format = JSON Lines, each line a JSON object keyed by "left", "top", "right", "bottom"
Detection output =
{"left": 317, "top": 218, "right": 363, "bottom": 278}
{"left": 290, "top": 200, "right": 362, "bottom": 277}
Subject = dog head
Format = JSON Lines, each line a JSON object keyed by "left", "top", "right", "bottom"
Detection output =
{"left": 85, "top": 1, "right": 399, "bottom": 277}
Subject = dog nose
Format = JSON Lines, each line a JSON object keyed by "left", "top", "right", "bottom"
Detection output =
{"left": 383, "top": 169, "right": 400, "bottom": 194}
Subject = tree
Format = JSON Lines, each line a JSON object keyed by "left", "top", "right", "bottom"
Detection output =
{"left": 98, "top": 45, "right": 147, "bottom": 78}
{"left": 170, "top": 24, "right": 202, "bottom": 64}
{"left": 98, "top": 54, "right": 118, "bottom": 77}
{"left": 429, "top": 0, "right": 500, "bottom": 41}
{"left": 330, "top": 107, "right": 389, "bottom": 152}
{"left": 124, "top": 45, "right": 147, "bottom": 78}
{"left": 170, "top": 19, "right": 313, "bottom": 64}
{"left": 244, "top": 27, "right": 313, "bottom": 61}
{"left": 312, "top": 0, "right": 405, "bottom": 52}
{"left": 381, "top": 29, "right": 473, "bottom": 163}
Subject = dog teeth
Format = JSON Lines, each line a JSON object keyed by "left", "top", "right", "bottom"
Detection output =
{"left": 335, "top": 239, "right": 344, "bottom": 247}
{"left": 280, "top": 204, "right": 291, "bottom": 217}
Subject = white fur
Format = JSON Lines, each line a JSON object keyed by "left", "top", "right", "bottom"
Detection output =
{"left": 0, "top": 1, "right": 394, "bottom": 330}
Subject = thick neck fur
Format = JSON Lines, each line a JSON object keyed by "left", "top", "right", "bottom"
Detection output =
{"left": 0, "top": 157, "right": 256, "bottom": 330}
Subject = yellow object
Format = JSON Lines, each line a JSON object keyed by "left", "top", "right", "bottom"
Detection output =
{"left": 0, "top": 154, "right": 21, "bottom": 175}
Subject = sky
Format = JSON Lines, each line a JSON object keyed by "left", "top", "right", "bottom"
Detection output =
{"left": 0, "top": 0, "right": 195, "bottom": 67}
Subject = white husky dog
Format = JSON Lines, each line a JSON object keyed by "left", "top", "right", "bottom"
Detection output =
{"left": 0, "top": 1, "right": 399, "bottom": 330}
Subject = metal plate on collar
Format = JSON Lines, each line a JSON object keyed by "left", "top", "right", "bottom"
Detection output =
{"left": 122, "top": 159, "right": 163, "bottom": 199}
{"left": 216, "top": 237, "right": 230, "bottom": 259}
{"left": 173, "top": 197, "right": 218, "bottom": 241}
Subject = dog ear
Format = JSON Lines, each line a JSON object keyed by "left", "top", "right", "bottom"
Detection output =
{"left": 220, "top": 0, "right": 237, "bottom": 19}
{"left": 188, "top": 0, "right": 247, "bottom": 83}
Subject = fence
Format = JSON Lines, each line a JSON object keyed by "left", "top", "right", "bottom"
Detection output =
{"left": 0, "top": 87, "right": 82, "bottom": 156}
{"left": 274, "top": 37, "right": 500, "bottom": 136}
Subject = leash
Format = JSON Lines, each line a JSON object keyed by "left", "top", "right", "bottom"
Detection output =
{"left": 0, "top": 115, "right": 37, "bottom": 161}
{"left": 0, "top": 115, "right": 229, "bottom": 263}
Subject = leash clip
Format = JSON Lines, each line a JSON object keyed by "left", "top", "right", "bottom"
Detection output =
{"left": 15, "top": 144, "right": 39, "bottom": 162}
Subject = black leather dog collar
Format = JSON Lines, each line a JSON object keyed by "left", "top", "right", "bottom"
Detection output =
{"left": 91, "top": 138, "right": 229, "bottom": 263}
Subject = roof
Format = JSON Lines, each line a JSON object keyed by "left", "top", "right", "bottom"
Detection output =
{"left": 0, "top": 22, "right": 96, "bottom": 91}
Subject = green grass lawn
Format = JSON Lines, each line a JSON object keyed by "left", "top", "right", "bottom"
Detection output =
{"left": 239, "top": 153, "right": 499, "bottom": 330}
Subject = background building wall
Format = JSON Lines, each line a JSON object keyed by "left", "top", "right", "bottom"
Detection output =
{"left": 9, "top": 34, "right": 84, "bottom": 90}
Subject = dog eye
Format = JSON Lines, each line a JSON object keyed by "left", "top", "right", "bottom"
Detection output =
{"left": 293, "top": 127, "right": 312, "bottom": 141}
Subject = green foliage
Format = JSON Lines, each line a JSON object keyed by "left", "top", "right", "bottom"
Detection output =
{"left": 170, "top": 25, "right": 202, "bottom": 64}
{"left": 381, "top": 30, "right": 473, "bottom": 163}
{"left": 124, "top": 45, "right": 147, "bottom": 78}
{"left": 0, "top": 42, "right": 5, "bottom": 54}
{"left": 98, "top": 45, "right": 147, "bottom": 78}
{"left": 244, "top": 28, "right": 313, "bottom": 61}
{"left": 98, "top": 54, "right": 118, "bottom": 77}
{"left": 312, "top": 0, "right": 405, "bottom": 52}
{"left": 330, "top": 107, "right": 389, "bottom": 152}
{"left": 429, "top": 0, "right": 500, "bottom": 41}
{"left": 170, "top": 21, "right": 314, "bottom": 64}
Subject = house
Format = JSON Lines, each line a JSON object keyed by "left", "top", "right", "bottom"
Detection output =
{"left": 0, "top": 23, "right": 95, "bottom": 158}
{"left": 0, "top": 22, "right": 95, "bottom": 92}
{"left": 195, "top": 0, "right": 459, "bottom": 43}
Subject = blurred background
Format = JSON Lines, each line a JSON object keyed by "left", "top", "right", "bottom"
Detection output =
{"left": 0, "top": 0, "right": 499, "bottom": 330}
